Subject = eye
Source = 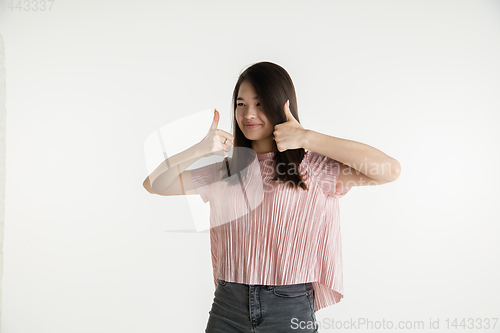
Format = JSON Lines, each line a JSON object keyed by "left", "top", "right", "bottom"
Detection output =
{"left": 237, "top": 102, "right": 261, "bottom": 107}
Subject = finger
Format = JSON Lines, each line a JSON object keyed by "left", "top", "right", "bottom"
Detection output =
{"left": 214, "top": 140, "right": 227, "bottom": 156}
{"left": 215, "top": 133, "right": 231, "bottom": 153}
{"left": 220, "top": 140, "right": 233, "bottom": 153}
{"left": 217, "top": 130, "right": 234, "bottom": 145}
{"left": 219, "top": 136, "right": 233, "bottom": 154}
{"left": 219, "top": 137, "right": 232, "bottom": 147}
{"left": 221, "top": 139, "right": 233, "bottom": 147}
{"left": 210, "top": 109, "right": 219, "bottom": 130}
{"left": 218, "top": 129, "right": 234, "bottom": 141}
{"left": 221, "top": 143, "right": 231, "bottom": 155}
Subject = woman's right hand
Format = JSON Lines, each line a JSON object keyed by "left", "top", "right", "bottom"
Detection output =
{"left": 198, "top": 109, "right": 234, "bottom": 157}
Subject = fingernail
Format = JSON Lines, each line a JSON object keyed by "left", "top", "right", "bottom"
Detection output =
{"left": 214, "top": 108, "right": 217, "bottom": 114}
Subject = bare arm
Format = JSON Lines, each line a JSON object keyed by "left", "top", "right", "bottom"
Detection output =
{"left": 143, "top": 109, "right": 233, "bottom": 195}
{"left": 303, "top": 129, "right": 401, "bottom": 184}
{"left": 143, "top": 142, "right": 206, "bottom": 194}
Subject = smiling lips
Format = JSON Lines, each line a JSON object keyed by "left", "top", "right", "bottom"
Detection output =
{"left": 245, "top": 124, "right": 261, "bottom": 129}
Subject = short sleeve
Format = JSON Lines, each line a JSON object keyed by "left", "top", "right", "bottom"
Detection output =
{"left": 190, "top": 161, "right": 223, "bottom": 203}
{"left": 306, "top": 151, "right": 352, "bottom": 198}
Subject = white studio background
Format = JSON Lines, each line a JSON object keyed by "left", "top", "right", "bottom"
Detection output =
{"left": 1, "top": 0, "right": 500, "bottom": 332}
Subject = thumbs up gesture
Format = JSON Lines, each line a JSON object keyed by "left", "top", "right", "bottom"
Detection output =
{"left": 273, "top": 100, "right": 307, "bottom": 152}
{"left": 198, "top": 109, "right": 234, "bottom": 157}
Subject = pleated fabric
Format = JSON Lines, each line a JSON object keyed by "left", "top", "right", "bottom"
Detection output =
{"left": 190, "top": 150, "right": 352, "bottom": 313}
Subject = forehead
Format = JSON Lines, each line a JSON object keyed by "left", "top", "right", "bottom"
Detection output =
{"left": 237, "top": 81, "right": 259, "bottom": 99}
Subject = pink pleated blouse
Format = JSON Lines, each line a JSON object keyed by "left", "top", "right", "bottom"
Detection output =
{"left": 190, "top": 150, "right": 352, "bottom": 313}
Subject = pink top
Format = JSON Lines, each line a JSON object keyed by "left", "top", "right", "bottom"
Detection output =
{"left": 190, "top": 150, "right": 352, "bottom": 313}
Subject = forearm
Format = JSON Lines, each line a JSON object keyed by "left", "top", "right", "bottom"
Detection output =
{"left": 144, "top": 142, "right": 206, "bottom": 193}
{"left": 303, "top": 130, "right": 400, "bottom": 182}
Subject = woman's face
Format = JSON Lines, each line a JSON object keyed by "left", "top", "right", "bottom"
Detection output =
{"left": 235, "top": 80, "right": 275, "bottom": 153}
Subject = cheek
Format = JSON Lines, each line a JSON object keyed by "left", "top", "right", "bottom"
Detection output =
{"left": 265, "top": 124, "right": 275, "bottom": 135}
{"left": 259, "top": 113, "right": 270, "bottom": 123}
{"left": 236, "top": 113, "right": 243, "bottom": 125}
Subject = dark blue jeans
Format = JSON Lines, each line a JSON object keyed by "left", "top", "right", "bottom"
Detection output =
{"left": 205, "top": 279, "right": 318, "bottom": 333}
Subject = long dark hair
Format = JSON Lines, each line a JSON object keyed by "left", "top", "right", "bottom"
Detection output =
{"left": 218, "top": 61, "right": 308, "bottom": 191}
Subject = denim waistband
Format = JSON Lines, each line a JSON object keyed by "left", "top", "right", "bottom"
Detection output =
{"left": 217, "top": 278, "right": 313, "bottom": 290}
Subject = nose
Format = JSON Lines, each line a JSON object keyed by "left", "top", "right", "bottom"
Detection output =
{"left": 243, "top": 105, "right": 259, "bottom": 119}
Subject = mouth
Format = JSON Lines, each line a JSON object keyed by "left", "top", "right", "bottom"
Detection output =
{"left": 245, "top": 124, "right": 261, "bottom": 129}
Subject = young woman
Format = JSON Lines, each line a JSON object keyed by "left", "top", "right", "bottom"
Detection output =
{"left": 143, "top": 61, "right": 401, "bottom": 332}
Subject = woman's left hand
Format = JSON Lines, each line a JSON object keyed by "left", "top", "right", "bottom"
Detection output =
{"left": 273, "top": 100, "right": 308, "bottom": 152}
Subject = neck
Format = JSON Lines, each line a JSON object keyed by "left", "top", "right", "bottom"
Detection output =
{"left": 251, "top": 138, "right": 277, "bottom": 154}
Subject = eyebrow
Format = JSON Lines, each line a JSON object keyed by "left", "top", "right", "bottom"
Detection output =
{"left": 236, "top": 96, "right": 259, "bottom": 100}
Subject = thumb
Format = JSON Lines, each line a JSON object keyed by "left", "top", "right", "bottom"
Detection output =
{"left": 284, "top": 101, "right": 295, "bottom": 122}
{"left": 210, "top": 108, "right": 219, "bottom": 130}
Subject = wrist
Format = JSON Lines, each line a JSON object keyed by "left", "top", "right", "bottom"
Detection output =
{"left": 193, "top": 142, "right": 205, "bottom": 158}
{"left": 302, "top": 129, "right": 313, "bottom": 150}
